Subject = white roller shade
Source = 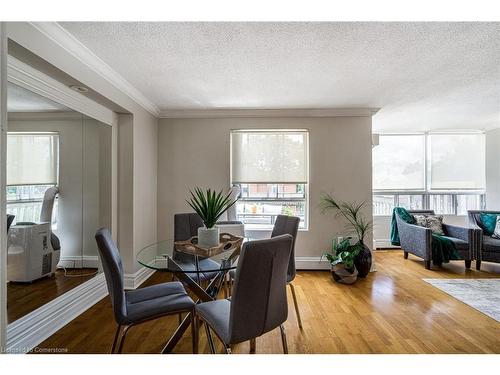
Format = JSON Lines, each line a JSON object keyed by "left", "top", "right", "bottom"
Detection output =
{"left": 429, "top": 133, "right": 485, "bottom": 190}
{"left": 7, "top": 133, "right": 59, "bottom": 186}
{"left": 231, "top": 130, "right": 308, "bottom": 184}
{"left": 373, "top": 134, "right": 425, "bottom": 191}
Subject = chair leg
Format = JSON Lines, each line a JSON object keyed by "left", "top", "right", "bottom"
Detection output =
{"left": 404, "top": 251, "right": 408, "bottom": 259}
{"left": 425, "top": 260, "right": 431, "bottom": 270}
{"left": 117, "top": 325, "right": 132, "bottom": 354}
{"left": 465, "top": 259, "right": 472, "bottom": 269}
{"left": 225, "top": 345, "right": 232, "bottom": 354}
{"left": 250, "top": 338, "right": 256, "bottom": 353}
{"left": 476, "top": 260, "right": 481, "bottom": 271}
{"left": 191, "top": 313, "right": 198, "bottom": 354}
{"left": 289, "top": 283, "right": 303, "bottom": 329}
{"left": 111, "top": 324, "right": 121, "bottom": 354}
{"left": 178, "top": 313, "right": 183, "bottom": 325}
{"left": 279, "top": 324, "right": 288, "bottom": 354}
{"left": 205, "top": 324, "right": 216, "bottom": 354}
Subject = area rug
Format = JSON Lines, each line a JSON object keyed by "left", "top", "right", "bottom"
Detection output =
{"left": 423, "top": 279, "right": 500, "bottom": 322}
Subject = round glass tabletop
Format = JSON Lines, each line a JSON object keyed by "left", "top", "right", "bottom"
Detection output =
{"left": 137, "top": 239, "right": 242, "bottom": 273}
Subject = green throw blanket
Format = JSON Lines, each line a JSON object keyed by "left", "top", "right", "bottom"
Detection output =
{"left": 390, "top": 207, "right": 461, "bottom": 265}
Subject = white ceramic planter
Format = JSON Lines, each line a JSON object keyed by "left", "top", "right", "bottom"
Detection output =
{"left": 198, "top": 227, "right": 220, "bottom": 248}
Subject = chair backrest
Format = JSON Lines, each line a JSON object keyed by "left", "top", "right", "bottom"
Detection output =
{"left": 40, "top": 186, "right": 59, "bottom": 223}
{"left": 95, "top": 228, "right": 127, "bottom": 324}
{"left": 7, "top": 214, "right": 15, "bottom": 233}
{"left": 271, "top": 215, "right": 300, "bottom": 281}
{"left": 407, "top": 210, "right": 435, "bottom": 216}
{"left": 228, "top": 234, "right": 293, "bottom": 344}
{"left": 174, "top": 213, "right": 204, "bottom": 262}
{"left": 174, "top": 213, "right": 204, "bottom": 241}
{"left": 225, "top": 185, "right": 240, "bottom": 221}
{"left": 468, "top": 210, "right": 500, "bottom": 230}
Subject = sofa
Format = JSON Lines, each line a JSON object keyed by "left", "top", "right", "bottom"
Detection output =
{"left": 467, "top": 210, "right": 500, "bottom": 270}
{"left": 395, "top": 210, "right": 475, "bottom": 270}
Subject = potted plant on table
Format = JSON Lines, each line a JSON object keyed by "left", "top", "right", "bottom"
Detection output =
{"left": 323, "top": 237, "right": 360, "bottom": 284}
{"left": 187, "top": 187, "right": 238, "bottom": 248}
{"left": 320, "top": 193, "right": 373, "bottom": 278}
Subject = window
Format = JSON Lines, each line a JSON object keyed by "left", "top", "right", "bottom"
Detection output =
{"left": 428, "top": 133, "right": 485, "bottom": 190}
{"left": 231, "top": 130, "right": 309, "bottom": 229}
{"left": 6, "top": 133, "right": 59, "bottom": 224}
{"left": 372, "top": 134, "right": 425, "bottom": 191}
{"left": 373, "top": 132, "right": 485, "bottom": 216}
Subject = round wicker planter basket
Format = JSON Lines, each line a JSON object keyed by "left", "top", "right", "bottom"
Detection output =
{"left": 331, "top": 264, "right": 358, "bottom": 284}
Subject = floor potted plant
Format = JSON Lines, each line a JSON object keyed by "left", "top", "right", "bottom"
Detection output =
{"left": 320, "top": 193, "right": 373, "bottom": 277}
{"left": 187, "top": 187, "right": 238, "bottom": 248}
{"left": 323, "top": 237, "right": 360, "bottom": 284}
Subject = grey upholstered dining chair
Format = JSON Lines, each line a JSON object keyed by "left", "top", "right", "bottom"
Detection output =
{"left": 272, "top": 215, "right": 302, "bottom": 329}
{"left": 7, "top": 214, "right": 15, "bottom": 233}
{"left": 228, "top": 215, "right": 302, "bottom": 329}
{"left": 173, "top": 213, "right": 223, "bottom": 282}
{"left": 195, "top": 234, "right": 293, "bottom": 354}
{"left": 95, "top": 228, "right": 197, "bottom": 354}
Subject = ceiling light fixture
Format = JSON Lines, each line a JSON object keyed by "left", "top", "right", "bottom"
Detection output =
{"left": 69, "top": 84, "right": 89, "bottom": 93}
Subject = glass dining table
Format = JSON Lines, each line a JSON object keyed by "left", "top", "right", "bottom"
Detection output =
{"left": 137, "top": 237, "right": 244, "bottom": 353}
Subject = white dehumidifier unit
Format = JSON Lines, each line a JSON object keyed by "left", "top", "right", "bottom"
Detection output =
{"left": 7, "top": 223, "right": 61, "bottom": 283}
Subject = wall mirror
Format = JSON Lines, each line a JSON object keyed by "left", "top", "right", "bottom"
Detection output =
{"left": 5, "top": 81, "right": 112, "bottom": 324}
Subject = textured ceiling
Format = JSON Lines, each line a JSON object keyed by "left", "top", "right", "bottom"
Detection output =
{"left": 60, "top": 22, "right": 500, "bottom": 131}
{"left": 7, "top": 83, "right": 71, "bottom": 112}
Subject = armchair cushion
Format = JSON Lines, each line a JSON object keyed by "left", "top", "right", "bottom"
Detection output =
{"left": 440, "top": 236, "right": 469, "bottom": 250}
{"left": 483, "top": 236, "right": 500, "bottom": 252}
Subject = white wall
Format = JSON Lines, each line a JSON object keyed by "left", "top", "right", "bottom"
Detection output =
{"left": 7, "top": 114, "right": 111, "bottom": 265}
{"left": 486, "top": 128, "right": 500, "bottom": 210}
{"left": 158, "top": 116, "right": 373, "bottom": 261}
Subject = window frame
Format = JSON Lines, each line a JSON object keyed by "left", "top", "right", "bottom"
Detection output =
{"left": 373, "top": 131, "right": 486, "bottom": 217}
{"left": 233, "top": 183, "right": 309, "bottom": 230}
{"left": 230, "top": 129, "right": 310, "bottom": 231}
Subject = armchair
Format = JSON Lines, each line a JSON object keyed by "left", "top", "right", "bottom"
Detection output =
{"left": 467, "top": 210, "right": 500, "bottom": 270}
{"left": 396, "top": 210, "right": 474, "bottom": 270}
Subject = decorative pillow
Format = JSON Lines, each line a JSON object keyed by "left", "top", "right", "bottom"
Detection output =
{"left": 493, "top": 216, "right": 500, "bottom": 239}
{"left": 480, "top": 213, "right": 498, "bottom": 236}
{"left": 413, "top": 215, "right": 428, "bottom": 227}
{"left": 414, "top": 214, "right": 445, "bottom": 235}
{"left": 425, "top": 215, "right": 445, "bottom": 235}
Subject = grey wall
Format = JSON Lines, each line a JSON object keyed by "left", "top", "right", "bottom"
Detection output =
{"left": 7, "top": 114, "right": 111, "bottom": 266}
{"left": 157, "top": 116, "right": 373, "bottom": 259}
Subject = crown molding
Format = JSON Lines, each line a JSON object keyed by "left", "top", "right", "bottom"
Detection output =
{"left": 8, "top": 111, "right": 82, "bottom": 121}
{"left": 30, "top": 22, "right": 160, "bottom": 117}
{"left": 8, "top": 55, "right": 115, "bottom": 125}
{"left": 159, "top": 108, "right": 380, "bottom": 119}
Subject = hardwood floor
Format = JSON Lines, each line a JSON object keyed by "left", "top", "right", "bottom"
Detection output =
{"left": 36, "top": 251, "right": 500, "bottom": 354}
{"left": 7, "top": 268, "right": 98, "bottom": 323}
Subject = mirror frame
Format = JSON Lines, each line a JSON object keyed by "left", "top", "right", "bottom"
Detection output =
{"left": 1, "top": 50, "right": 118, "bottom": 353}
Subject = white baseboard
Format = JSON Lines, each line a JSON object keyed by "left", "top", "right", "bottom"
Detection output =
{"left": 374, "top": 239, "right": 399, "bottom": 249}
{"left": 6, "top": 272, "right": 108, "bottom": 353}
{"left": 295, "top": 256, "right": 331, "bottom": 270}
{"left": 58, "top": 255, "right": 99, "bottom": 269}
{"left": 123, "top": 266, "right": 155, "bottom": 290}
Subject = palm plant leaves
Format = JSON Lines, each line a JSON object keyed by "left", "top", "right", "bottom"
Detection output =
{"left": 320, "top": 192, "right": 372, "bottom": 243}
{"left": 187, "top": 187, "right": 238, "bottom": 228}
